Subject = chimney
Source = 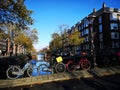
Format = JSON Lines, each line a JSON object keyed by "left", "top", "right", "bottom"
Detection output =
{"left": 102, "top": 2, "right": 106, "bottom": 8}
{"left": 93, "top": 8, "right": 96, "bottom": 13}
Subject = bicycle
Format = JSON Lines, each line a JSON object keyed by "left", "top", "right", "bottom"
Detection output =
{"left": 54, "top": 56, "right": 66, "bottom": 73}
{"left": 39, "top": 56, "right": 66, "bottom": 74}
{"left": 6, "top": 62, "right": 33, "bottom": 79}
{"left": 6, "top": 59, "right": 53, "bottom": 79}
{"left": 66, "top": 51, "right": 91, "bottom": 72}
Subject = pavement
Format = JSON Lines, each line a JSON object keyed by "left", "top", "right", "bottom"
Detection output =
{"left": 0, "top": 66, "right": 120, "bottom": 90}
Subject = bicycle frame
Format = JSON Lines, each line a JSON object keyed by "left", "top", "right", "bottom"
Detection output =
{"left": 66, "top": 57, "right": 91, "bottom": 72}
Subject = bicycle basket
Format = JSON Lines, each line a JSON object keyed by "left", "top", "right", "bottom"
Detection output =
{"left": 56, "top": 56, "right": 63, "bottom": 63}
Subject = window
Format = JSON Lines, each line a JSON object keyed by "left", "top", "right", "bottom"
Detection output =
{"left": 110, "top": 23, "right": 118, "bottom": 30}
{"left": 84, "top": 37, "right": 87, "bottom": 42}
{"left": 118, "top": 9, "right": 120, "bottom": 12}
{"left": 81, "top": 29, "right": 89, "bottom": 36}
{"left": 111, "top": 32, "right": 119, "bottom": 39}
{"left": 83, "top": 45, "right": 85, "bottom": 50}
{"left": 86, "top": 28, "right": 89, "bottom": 34}
{"left": 110, "top": 13, "right": 117, "bottom": 21}
{"left": 99, "top": 33, "right": 103, "bottom": 41}
{"left": 112, "top": 42, "right": 119, "bottom": 48}
{"left": 84, "top": 36, "right": 89, "bottom": 42}
{"left": 81, "top": 24, "right": 84, "bottom": 30}
{"left": 81, "top": 31, "right": 84, "bottom": 36}
{"left": 100, "top": 43, "right": 103, "bottom": 49}
{"left": 86, "top": 36, "right": 89, "bottom": 42}
{"left": 99, "top": 24, "right": 102, "bottom": 32}
{"left": 78, "top": 26, "right": 81, "bottom": 31}
{"left": 84, "top": 28, "right": 89, "bottom": 35}
{"left": 84, "top": 20, "right": 89, "bottom": 28}
{"left": 98, "top": 16, "right": 102, "bottom": 24}
{"left": 86, "top": 44, "right": 89, "bottom": 49}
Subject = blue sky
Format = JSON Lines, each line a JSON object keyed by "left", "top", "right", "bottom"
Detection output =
{"left": 25, "top": 0, "right": 120, "bottom": 51}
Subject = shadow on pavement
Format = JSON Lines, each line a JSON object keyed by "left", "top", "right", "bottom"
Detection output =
{"left": 0, "top": 73, "right": 120, "bottom": 90}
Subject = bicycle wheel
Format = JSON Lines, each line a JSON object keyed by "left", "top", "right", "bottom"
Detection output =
{"left": 38, "top": 64, "right": 50, "bottom": 75}
{"left": 27, "top": 65, "right": 33, "bottom": 77}
{"left": 80, "top": 59, "right": 91, "bottom": 70}
{"left": 66, "top": 61, "right": 76, "bottom": 72}
{"left": 55, "top": 63, "right": 66, "bottom": 73}
{"left": 6, "top": 66, "right": 21, "bottom": 79}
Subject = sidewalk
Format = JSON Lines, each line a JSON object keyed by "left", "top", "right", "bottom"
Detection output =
{"left": 0, "top": 66, "right": 120, "bottom": 89}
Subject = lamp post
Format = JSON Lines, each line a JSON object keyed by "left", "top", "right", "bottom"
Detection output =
{"left": 87, "top": 15, "right": 97, "bottom": 67}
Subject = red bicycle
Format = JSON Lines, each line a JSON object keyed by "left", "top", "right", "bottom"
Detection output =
{"left": 66, "top": 51, "right": 91, "bottom": 72}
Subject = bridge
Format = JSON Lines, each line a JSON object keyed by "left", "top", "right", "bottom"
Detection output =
{"left": 0, "top": 66, "right": 120, "bottom": 88}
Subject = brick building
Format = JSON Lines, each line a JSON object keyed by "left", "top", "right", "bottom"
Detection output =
{"left": 64, "top": 3, "right": 120, "bottom": 55}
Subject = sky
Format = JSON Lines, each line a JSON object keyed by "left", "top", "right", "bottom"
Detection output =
{"left": 25, "top": 0, "right": 120, "bottom": 51}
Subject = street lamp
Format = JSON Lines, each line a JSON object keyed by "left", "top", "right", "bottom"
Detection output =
{"left": 87, "top": 14, "right": 97, "bottom": 67}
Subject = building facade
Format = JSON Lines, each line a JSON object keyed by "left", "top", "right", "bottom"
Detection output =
{"left": 64, "top": 3, "right": 120, "bottom": 55}
{"left": 0, "top": 38, "right": 24, "bottom": 56}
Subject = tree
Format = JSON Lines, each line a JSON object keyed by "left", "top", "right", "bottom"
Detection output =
{"left": 58, "top": 24, "right": 69, "bottom": 34}
{"left": 49, "top": 33, "right": 62, "bottom": 51}
{"left": 24, "top": 28, "right": 38, "bottom": 44}
{"left": 0, "top": 24, "right": 9, "bottom": 40}
{"left": 0, "top": 0, "right": 38, "bottom": 53}
{"left": 68, "top": 31, "right": 81, "bottom": 45}
{"left": 14, "top": 33, "right": 34, "bottom": 52}
{"left": 68, "top": 30, "right": 84, "bottom": 53}
{"left": 0, "top": 0, "right": 33, "bottom": 30}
